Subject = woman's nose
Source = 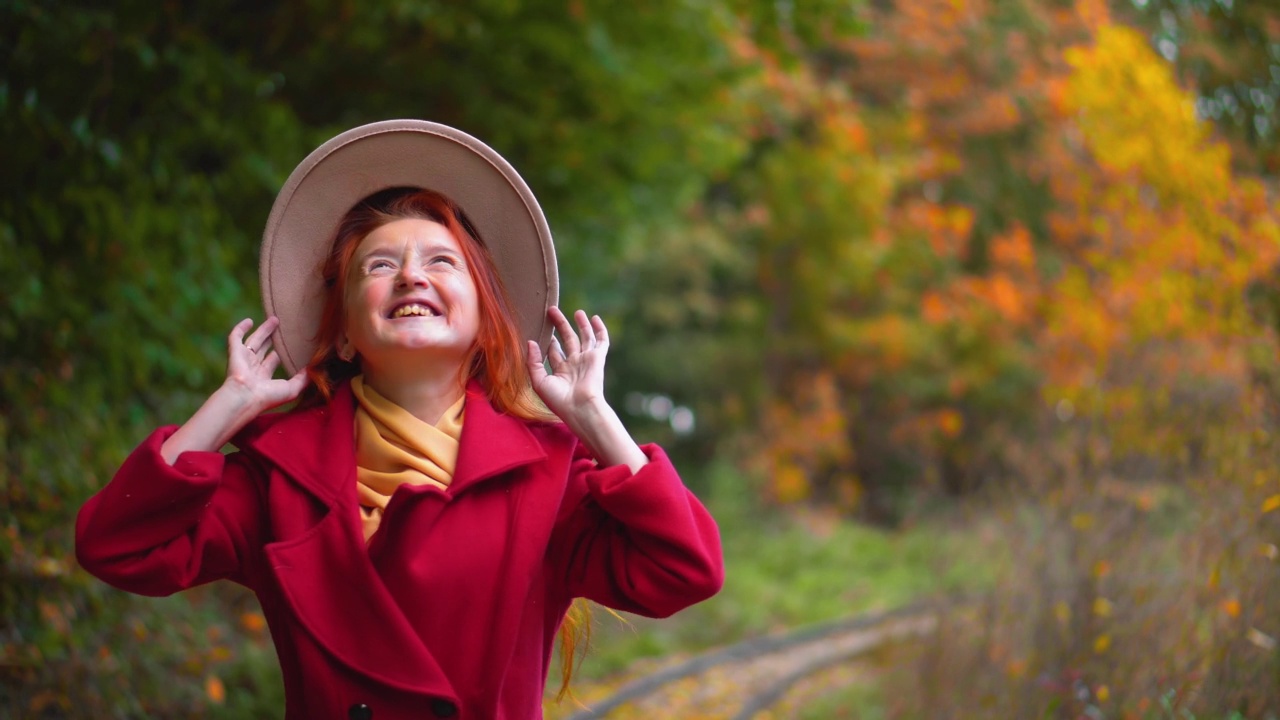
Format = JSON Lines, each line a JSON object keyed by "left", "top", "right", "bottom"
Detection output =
{"left": 396, "top": 262, "right": 429, "bottom": 288}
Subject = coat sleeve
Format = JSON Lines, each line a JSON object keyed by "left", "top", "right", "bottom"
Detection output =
{"left": 548, "top": 442, "right": 724, "bottom": 618}
{"left": 75, "top": 426, "right": 268, "bottom": 596}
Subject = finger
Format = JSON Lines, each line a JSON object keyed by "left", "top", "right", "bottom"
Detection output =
{"left": 244, "top": 316, "right": 279, "bottom": 353}
{"left": 286, "top": 368, "right": 311, "bottom": 397}
{"left": 591, "top": 314, "right": 609, "bottom": 346}
{"left": 526, "top": 341, "right": 548, "bottom": 381}
{"left": 261, "top": 350, "right": 281, "bottom": 376}
{"left": 547, "top": 336, "right": 568, "bottom": 374}
{"left": 228, "top": 318, "right": 254, "bottom": 349}
{"left": 248, "top": 339, "right": 272, "bottom": 362}
{"left": 548, "top": 307, "right": 579, "bottom": 356}
{"left": 573, "top": 309, "right": 595, "bottom": 349}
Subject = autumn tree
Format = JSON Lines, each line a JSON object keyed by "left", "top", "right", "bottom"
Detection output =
{"left": 728, "top": 0, "right": 1279, "bottom": 519}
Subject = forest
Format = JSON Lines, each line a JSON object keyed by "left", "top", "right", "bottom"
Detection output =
{"left": 5, "top": 0, "right": 1280, "bottom": 716}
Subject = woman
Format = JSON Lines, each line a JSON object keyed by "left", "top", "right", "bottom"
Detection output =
{"left": 75, "top": 121, "right": 723, "bottom": 720}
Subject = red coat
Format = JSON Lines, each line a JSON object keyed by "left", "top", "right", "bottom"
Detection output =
{"left": 75, "top": 381, "right": 723, "bottom": 720}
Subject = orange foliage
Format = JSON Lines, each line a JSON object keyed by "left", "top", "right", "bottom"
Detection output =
{"left": 735, "top": 0, "right": 1280, "bottom": 518}
{"left": 751, "top": 372, "right": 855, "bottom": 506}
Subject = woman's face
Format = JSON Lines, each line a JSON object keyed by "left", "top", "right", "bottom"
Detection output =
{"left": 342, "top": 218, "right": 480, "bottom": 373}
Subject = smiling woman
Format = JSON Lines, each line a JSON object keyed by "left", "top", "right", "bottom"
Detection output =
{"left": 74, "top": 121, "right": 724, "bottom": 720}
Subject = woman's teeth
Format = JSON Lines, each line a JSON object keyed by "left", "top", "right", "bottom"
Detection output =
{"left": 391, "top": 304, "right": 438, "bottom": 318}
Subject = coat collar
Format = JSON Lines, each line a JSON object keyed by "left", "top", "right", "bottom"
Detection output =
{"left": 235, "top": 379, "right": 548, "bottom": 505}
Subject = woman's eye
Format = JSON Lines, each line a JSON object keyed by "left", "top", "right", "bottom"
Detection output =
{"left": 366, "top": 259, "right": 395, "bottom": 273}
{"left": 430, "top": 256, "right": 458, "bottom": 267}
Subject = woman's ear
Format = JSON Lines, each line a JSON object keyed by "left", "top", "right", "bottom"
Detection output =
{"left": 337, "top": 336, "right": 355, "bottom": 362}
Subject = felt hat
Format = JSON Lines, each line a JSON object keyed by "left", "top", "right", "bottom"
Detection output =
{"left": 260, "top": 119, "right": 558, "bottom": 375}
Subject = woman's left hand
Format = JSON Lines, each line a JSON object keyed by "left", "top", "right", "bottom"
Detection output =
{"left": 527, "top": 307, "right": 610, "bottom": 424}
{"left": 528, "top": 307, "right": 649, "bottom": 472}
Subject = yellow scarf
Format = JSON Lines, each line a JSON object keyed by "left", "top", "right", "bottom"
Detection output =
{"left": 351, "top": 376, "right": 465, "bottom": 542}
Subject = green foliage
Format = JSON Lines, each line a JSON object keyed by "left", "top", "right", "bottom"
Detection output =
{"left": 2, "top": 1, "right": 313, "bottom": 713}
{"left": 1, "top": 0, "right": 869, "bottom": 713}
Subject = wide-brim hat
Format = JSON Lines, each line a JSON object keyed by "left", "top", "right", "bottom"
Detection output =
{"left": 260, "top": 119, "right": 559, "bottom": 376}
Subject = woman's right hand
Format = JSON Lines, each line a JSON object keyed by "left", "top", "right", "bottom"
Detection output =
{"left": 161, "top": 317, "right": 309, "bottom": 465}
{"left": 223, "top": 317, "right": 309, "bottom": 414}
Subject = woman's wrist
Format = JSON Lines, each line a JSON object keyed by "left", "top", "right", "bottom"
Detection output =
{"left": 159, "top": 383, "right": 263, "bottom": 465}
{"left": 215, "top": 379, "right": 269, "bottom": 420}
{"left": 565, "top": 398, "right": 648, "bottom": 473}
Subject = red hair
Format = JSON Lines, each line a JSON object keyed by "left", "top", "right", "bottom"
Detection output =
{"left": 297, "top": 187, "right": 589, "bottom": 698}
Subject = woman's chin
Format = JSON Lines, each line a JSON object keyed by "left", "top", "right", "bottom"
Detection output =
{"left": 362, "top": 342, "right": 471, "bottom": 367}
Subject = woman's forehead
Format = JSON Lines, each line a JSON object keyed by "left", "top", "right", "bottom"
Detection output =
{"left": 357, "top": 218, "right": 461, "bottom": 255}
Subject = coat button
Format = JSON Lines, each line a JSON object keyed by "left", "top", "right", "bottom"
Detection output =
{"left": 429, "top": 698, "right": 458, "bottom": 717}
{"left": 348, "top": 703, "right": 373, "bottom": 720}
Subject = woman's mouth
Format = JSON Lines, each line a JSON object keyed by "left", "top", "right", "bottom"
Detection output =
{"left": 389, "top": 303, "right": 441, "bottom": 318}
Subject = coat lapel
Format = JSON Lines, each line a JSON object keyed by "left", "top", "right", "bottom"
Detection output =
{"left": 264, "top": 506, "right": 457, "bottom": 697}
{"left": 235, "top": 385, "right": 457, "bottom": 699}
{"left": 447, "top": 381, "right": 548, "bottom": 497}
{"left": 234, "top": 386, "right": 359, "bottom": 505}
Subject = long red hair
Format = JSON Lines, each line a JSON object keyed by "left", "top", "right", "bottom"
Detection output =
{"left": 296, "top": 187, "right": 588, "bottom": 698}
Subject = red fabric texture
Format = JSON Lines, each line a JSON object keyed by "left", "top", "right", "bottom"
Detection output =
{"left": 75, "top": 381, "right": 723, "bottom": 719}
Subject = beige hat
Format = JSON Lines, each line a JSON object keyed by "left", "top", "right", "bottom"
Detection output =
{"left": 260, "top": 119, "right": 559, "bottom": 376}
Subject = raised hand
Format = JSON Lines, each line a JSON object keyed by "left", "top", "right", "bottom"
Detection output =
{"left": 527, "top": 307, "right": 648, "bottom": 472}
{"left": 527, "top": 307, "right": 609, "bottom": 423}
{"left": 160, "top": 317, "right": 309, "bottom": 465}
{"left": 223, "top": 317, "right": 309, "bottom": 414}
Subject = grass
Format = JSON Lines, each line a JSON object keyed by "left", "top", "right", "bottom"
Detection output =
{"left": 568, "top": 460, "right": 1001, "bottom": 682}
{"left": 795, "top": 673, "right": 888, "bottom": 720}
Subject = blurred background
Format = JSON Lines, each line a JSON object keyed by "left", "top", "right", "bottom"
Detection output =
{"left": 5, "top": 0, "right": 1280, "bottom": 717}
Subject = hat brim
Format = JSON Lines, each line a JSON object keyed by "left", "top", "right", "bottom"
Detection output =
{"left": 260, "top": 120, "right": 558, "bottom": 376}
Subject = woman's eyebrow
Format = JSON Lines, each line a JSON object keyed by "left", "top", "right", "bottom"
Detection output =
{"left": 421, "top": 243, "right": 462, "bottom": 256}
{"left": 356, "top": 242, "right": 462, "bottom": 264}
{"left": 356, "top": 246, "right": 399, "bottom": 262}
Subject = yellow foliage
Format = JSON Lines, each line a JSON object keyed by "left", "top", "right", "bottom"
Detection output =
{"left": 1093, "top": 597, "right": 1113, "bottom": 617}
{"left": 1064, "top": 25, "right": 1228, "bottom": 206}
{"left": 774, "top": 463, "right": 811, "bottom": 504}
{"left": 1040, "top": 17, "right": 1280, "bottom": 406}
{"left": 1262, "top": 494, "right": 1280, "bottom": 514}
{"left": 1054, "top": 601, "right": 1071, "bottom": 624}
{"left": 1093, "top": 633, "right": 1111, "bottom": 653}
{"left": 1070, "top": 512, "right": 1095, "bottom": 530}
{"left": 859, "top": 314, "right": 917, "bottom": 370}
{"left": 209, "top": 645, "right": 233, "bottom": 662}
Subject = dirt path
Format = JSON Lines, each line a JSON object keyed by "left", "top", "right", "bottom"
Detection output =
{"left": 553, "top": 603, "right": 940, "bottom": 720}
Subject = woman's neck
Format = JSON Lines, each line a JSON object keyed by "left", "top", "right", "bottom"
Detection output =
{"left": 360, "top": 367, "right": 466, "bottom": 425}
